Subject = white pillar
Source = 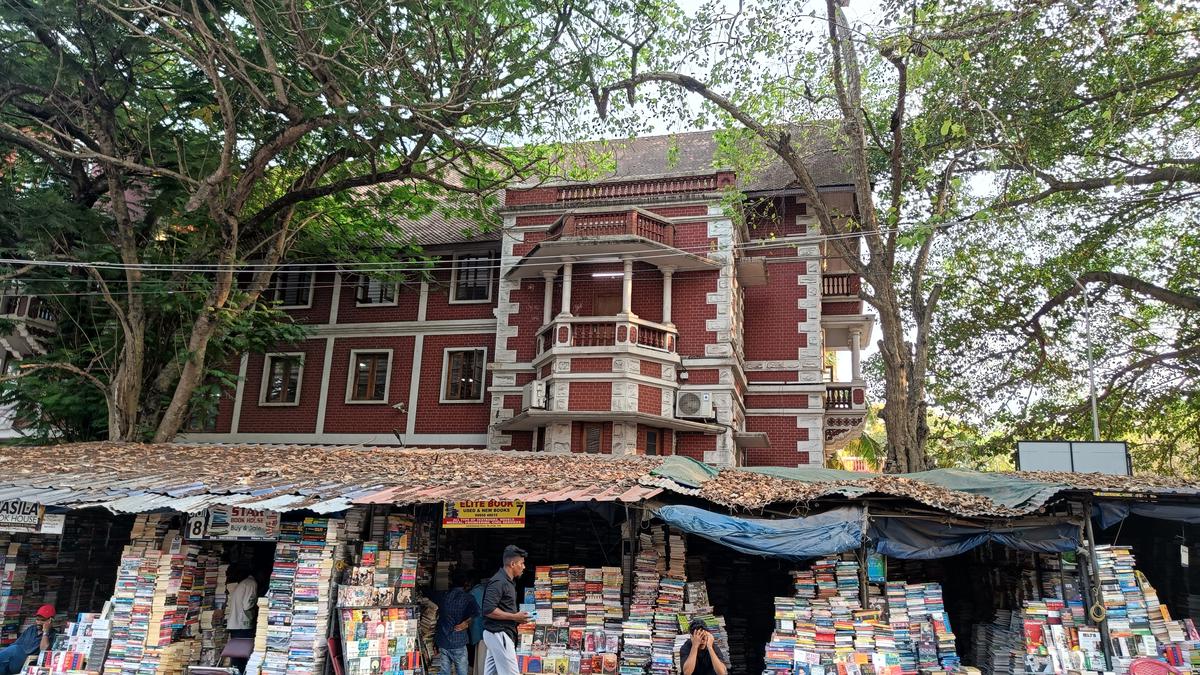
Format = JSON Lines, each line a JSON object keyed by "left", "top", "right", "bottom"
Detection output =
{"left": 850, "top": 328, "right": 862, "bottom": 381}
{"left": 621, "top": 257, "right": 634, "bottom": 316}
{"left": 560, "top": 261, "right": 573, "bottom": 317}
{"left": 661, "top": 267, "right": 675, "bottom": 324}
{"left": 542, "top": 270, "right": 555, "bottom": 326}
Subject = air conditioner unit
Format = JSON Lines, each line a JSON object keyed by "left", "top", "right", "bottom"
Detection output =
{"left": 675, "top": 391, "right": 714, "bottom": 419}
{"left": 522, "top": 380, "right": 547, "bottom": 410}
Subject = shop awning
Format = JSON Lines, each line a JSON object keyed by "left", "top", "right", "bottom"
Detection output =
{"left": 655, "top": 504, "right": 866, "bottom": 561}
{"left": 655, "top": 504, "right": 1081, "bottom": 561}
{"left": 868, "top": 517, "right": 1080, "bottom": 560}
{"left": 1095, "top": 501, "right": 1200, "bottom": 528}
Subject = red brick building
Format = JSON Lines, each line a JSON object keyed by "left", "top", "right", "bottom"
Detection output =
{"left": 184, "top": 131, "right": 873, "bottom": 467}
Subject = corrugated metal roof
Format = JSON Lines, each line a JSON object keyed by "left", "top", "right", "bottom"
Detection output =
{"left": 0, "top": 443, "right": 1196, "bottom": 518}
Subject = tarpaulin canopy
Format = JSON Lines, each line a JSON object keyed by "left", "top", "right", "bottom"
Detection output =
{"left": 869, "top": 517, "right": 1080, "bottom": 560}
{"left": 654, "top": 504, "right": 865, "bottom": 561}
{"left": 1096, "top": 501, "right": 1200, "bottom": 529}
{"left": 656, "top": 504, "right": 1081, "bottom": 561}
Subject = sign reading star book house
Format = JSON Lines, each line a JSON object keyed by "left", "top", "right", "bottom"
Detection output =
{"left": 443, "top": 500, "right": 526, "bottom": 528}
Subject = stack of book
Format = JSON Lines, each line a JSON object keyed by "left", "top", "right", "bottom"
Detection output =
{"left": 650, "top": 576, "right": 684, "bottom": 674}
{"left": 340, "top": 605, "right": 422, "bottom": 675}
{"left": 603, "top": 566, "right": 625, "bottom": 634}
{"left": 260, "top": 517, "right": 345, "bottom": 675}
{"left": 622, "top": 539, "right": 659, "bottom": 674}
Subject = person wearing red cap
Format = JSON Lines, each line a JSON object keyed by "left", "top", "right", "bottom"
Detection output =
{"left": 0, "top": 604, "right": 56, "bottom": 674}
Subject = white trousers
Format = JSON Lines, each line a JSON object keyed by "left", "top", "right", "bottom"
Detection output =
{"left": 482, "top": 630, "right": 520, "bottom": 675}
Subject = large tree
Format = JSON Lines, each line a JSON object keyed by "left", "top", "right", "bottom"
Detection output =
{"left": 0, "top": 0, "right": 611, "bottom": 441}
{"left": 925, "top": 0, "right": 1200, "bottom": 475}
{"left": 589, "top": 0, "right": 1198, "bottom": 471}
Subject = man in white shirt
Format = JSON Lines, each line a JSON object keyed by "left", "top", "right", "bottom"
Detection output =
{"left": 225, "top": 565, "right": 258, "bottom": 670}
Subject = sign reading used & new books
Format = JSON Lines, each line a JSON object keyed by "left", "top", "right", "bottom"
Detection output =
{"left": 0, "top": 499, "right": 44, "bottom": 531}
{"left": 185, "top": 505, "right": 281, "bottom": 540}
{"left": 442, "top": 500, "right": 526, "bottom": 528}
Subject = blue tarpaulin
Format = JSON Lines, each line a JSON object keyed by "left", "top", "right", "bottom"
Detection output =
{"left": 654, "top": 505, "right": 866, "bottom": 561}
{"left": 869, "top": 517, "right": 1080, "bottom": 560}
{"left": 1096, "top": 501, "right": 1200, "bottom": 529}
{"left": 655, "top": 504, "right": 1081, "bottom": 561}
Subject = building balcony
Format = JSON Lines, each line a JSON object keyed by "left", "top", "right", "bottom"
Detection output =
{"left": 506, "top": 207, "right": 721, "bottom": 281}
{"left": 824, "top": 382, "right": 869, "bottom": 454}
{"left": 536, "top": 316, "right": 677, "bottom": 357}
{"left": 0, "top": 294, "right": 56, "bottom": 357}
{"left": 548, "top": 209, "right": 675, "bottom": 246}
{"left": 822, "top": 273, "right": 861, "bottom": 298}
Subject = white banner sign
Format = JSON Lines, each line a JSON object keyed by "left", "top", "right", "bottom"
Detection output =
{"left": 0, "top": 500, "right": 44, "bottom": 531}
{"left": 187, "top": 505, "right": 281, "bottom": 541}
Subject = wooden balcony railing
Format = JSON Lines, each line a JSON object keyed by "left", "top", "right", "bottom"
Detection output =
{"left": 572, "top": 322, "right": 617, "bottom": 347}
{"left": 556, "top": 172, "right": 734, "bottom": 202}
{"left": 548, "top": 210, "right": 674, "bottom": 246}
{"left": 823, "top": 273, "right": 861, "bottom": 297}
{"left": 0, "top": 295, "right": 55, "bottom": 323}
{"left": 637, "top": 323, "right": 669, "bottom": 350}
{"left": 825, "top": 385, "right": 854, "bottom": 410}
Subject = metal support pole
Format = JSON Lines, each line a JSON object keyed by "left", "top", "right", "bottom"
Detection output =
{"left": 858, "top": 541, "right": 870, "bottom": 608}
{"left": 1082, "top": 498, "right": 1113, "bottom": 669}
{"left": 1071, "top": 275, "right": 1101, "bottom": 441}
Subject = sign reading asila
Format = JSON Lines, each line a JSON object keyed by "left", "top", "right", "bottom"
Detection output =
{"left": 0, "top": 499, "right": 44, "bottom": 531}
{"left": 443, "top": 500, "right": 526, "bottom": 529}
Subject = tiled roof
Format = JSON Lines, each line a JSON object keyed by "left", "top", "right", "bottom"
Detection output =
{"left": 0, "top": 443, "right": 662, "bottom": 514}
{"left": 350, "top": 127, "right": 851, "bottom": 247}
{"left": 1, "top": 444, "right": 1195, "bottom": 518}
{"left": 534, "top": 126, "right": 853, "bottom": 193}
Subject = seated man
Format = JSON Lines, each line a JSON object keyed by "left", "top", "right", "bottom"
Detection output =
{"left": 0, "top": 605, "right": 56, "bottom": 675}
{"left": 679, "top": 619, "right": 728, "bottom": 675}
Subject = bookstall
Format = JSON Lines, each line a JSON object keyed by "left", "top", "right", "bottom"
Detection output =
{"left": 0, "top": 508, "right": 132, "bottom": 648}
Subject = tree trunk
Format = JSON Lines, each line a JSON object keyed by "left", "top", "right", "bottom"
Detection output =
{"left": 870, "top": 277, "right": 929, "bottom": 473}
{"left": 152, "top": 314, "right": 219, "bottom": 442}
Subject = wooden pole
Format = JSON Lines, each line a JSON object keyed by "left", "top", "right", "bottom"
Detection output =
{"left": 1082, "top": 498, "right": 1113, "bottom": 670}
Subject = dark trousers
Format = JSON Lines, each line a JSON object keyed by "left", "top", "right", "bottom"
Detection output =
{"left": 228, "top": 628, "right": 254, "bottom": 672}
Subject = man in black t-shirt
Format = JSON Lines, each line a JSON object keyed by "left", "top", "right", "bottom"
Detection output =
{"left": 679, "top": 619, "right": 728, "bottom": 675}
{"left": 480, "top": 545, "right": 529, "bottom": 675}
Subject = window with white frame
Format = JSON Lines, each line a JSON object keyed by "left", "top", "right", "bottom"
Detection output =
{"left": 347, "top": 350, "right": 391, "bottom": 403}
{"left": 441, "top": 348, "right": 486, "bottom": 402}
{"left": 270, "top": 268, "right": 313, "bottom": 307}
{"left": 355, "top": 276, "right": 397, "bottom": 305}
{"left": 261, "top": 353, "right": 303, "bottom": 405}
{"left": 451, "top": 254, "right": 493, "bottom": 303}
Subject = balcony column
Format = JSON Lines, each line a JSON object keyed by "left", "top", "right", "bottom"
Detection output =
{"left": 850, "top": 328, "right": 863, "bottom": 381}
{"left": 621, "top": 257, "right": 635, "bottom": 317}
{"left": 661, "top": 266, "right": 675, "bottom": 325}
{"left": 542, "top": 270, "right": 556, "bottom": 326}
{"left": 559, "top": 261, "right": 573, "bottom": 317}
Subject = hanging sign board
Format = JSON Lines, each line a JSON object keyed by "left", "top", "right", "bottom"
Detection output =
{"left": 867, "top": 552, "right": 887, "bottom": 583}
{"left": 0, "top": 499, "right": 45, "bottom": 531}
{"left": 443, "top": 500, "right": 526, "bottom": 529}
{"left": 186, "top": 505, "right": 281, "bottom": 541}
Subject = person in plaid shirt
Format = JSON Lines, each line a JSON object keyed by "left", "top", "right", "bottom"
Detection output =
{"left": 436, "top": 568, "right": 480, "bottom": 675}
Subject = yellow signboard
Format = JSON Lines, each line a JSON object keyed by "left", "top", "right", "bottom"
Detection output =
{"left": 443, "top": 500, "right": 526, "bottom": 528}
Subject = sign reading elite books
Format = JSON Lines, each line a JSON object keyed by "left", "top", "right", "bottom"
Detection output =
{"left": 443, "top": 500, "right": 526, "bottom": 528}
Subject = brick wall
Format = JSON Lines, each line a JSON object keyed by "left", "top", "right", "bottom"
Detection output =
{"left": 571, "top": 357, "right": 613, "bottom": 373}
{"left": 336, "top": 279, "right": 421, "bottom": 323}
{"left": 675, "top": 433, "right": 715, "bottom": 460}
{"left": 637, "top": 384, "right": 661, "bottom": 415}
{"left": 322, "top": 336, "right": 415, "bottom": 434}
{"left": 506, "top": 187, "right": 559, "bottom": 206}
{"left": 744, "top": 258, "right": 807, "bottom": 361}
{"left": 747, "top": 371, "right": 799, "bottom": 383}
{"left": 640, "top": 361, "right": 663, "bottom": 378}
{"left": 235, "top": 339, "right": 328, "bottom": 433}
{"left": 745, "top": 394, "right": 808, "bottom": 409}
{"left": 568, "top": 381, "right": 612, "bottom": 411}
{"left": 744, "top": 415, "right": 811, "bottom": 466}
{"left": 672, "top": 272, "right": 717, "bottom": 357}
{"left": 281, "top": 271, "right": 336, "bottom": 324}
{"left": 413, "top": 334, "right": 493, "bottom": 434}
{"left": 507, "top": 278, "right": 546, "bottom": 363}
